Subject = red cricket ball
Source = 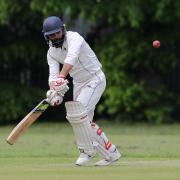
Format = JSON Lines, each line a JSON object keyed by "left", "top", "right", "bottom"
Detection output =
{"left": 153, "top": 40, "right": 160, "bottom": 48}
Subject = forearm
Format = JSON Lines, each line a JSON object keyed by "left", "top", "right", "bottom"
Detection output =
{"left": 49, "top": 63, "right": 72, "bottom": 89}
{"left": 60, "top": 63, "right": 73, "bottom": 78}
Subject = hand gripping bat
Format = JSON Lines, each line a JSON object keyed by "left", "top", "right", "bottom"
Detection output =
{"left": 6, "top": 80, "right": 69, "bottom": 145}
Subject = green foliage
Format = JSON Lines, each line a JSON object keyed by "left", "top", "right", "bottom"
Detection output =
{"left": 0, "top": 83, "right": 45, "bottom": 124}
{"left": 0, "top": 0, "right": 179, "bottom": 123}
{"left": 93, "top": 0, "right": 179, "bottom": 123}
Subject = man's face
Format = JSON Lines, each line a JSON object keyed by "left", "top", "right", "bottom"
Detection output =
{"left": 48, "top": 31, "right": 63, "bottom": 40}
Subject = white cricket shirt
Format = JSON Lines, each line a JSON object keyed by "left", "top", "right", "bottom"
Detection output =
{"left": 47, "top": 31, "right": 102, "bottom": 83}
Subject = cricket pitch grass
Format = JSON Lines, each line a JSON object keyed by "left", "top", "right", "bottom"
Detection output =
{"left": 0, "top": 121, "right": 180, "bottom": 180}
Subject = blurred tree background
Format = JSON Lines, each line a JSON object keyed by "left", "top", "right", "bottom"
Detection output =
{"left": 0, "top": 0, "right": 180, "bottom": 124}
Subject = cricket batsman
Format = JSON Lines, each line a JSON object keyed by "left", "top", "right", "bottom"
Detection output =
{"left": 43, "top": 16, "right": 121, "bottom": 166}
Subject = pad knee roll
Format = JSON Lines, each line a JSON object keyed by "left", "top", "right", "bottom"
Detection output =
{"left": 65, "top": 101, "right": 88, "bottom": 123}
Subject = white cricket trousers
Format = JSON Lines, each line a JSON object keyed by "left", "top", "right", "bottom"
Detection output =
{"left": 73, "top": 70, "right": 106, "bottom": 121}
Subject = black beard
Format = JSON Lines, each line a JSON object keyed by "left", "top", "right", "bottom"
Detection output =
{"left": 51, "top": 35, "right": 65, "bottom": 48}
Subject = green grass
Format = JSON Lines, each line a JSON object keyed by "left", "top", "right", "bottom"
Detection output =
{"left": 0, "top": 121, "right": 180, "bottom": 180}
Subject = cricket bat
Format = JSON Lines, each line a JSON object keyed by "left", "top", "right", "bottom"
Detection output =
{"left": 6, "top": 99, "right": 49, "bottom": 145}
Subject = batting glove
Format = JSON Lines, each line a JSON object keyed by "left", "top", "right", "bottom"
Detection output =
{"left": 46, "top": 90, "right": 63, "bottom": 106}
{"left": 50, "top": 76, "right": 69, "bottom": 97}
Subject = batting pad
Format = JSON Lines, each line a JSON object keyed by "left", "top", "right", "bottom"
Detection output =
{"left": 65, "top": 101, "right": 95, "bottom": 156}
{"left": 91, "top": 122, "right": 116, "bottom": 160}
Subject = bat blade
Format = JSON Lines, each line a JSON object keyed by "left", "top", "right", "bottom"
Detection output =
{"left": 6, "top": 99, "right": 49, "bottom": 145}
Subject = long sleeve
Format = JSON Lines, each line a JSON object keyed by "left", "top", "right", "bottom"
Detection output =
{"left": 47, "top": 52, "right": 60, "bottom": 84}
{"left": 64, "top": 32, "right": 84, "bottom": 65}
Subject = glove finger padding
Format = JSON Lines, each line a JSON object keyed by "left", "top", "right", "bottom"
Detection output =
{"left": 54, "top": 79, "right": 69, "bottom": 96}
{"left": 46, "top": 90, "right": 63, "bottom": 106}
{"left": 46, "top": 90, "right": 57, "bottom": 99}
{"left": 49, "top": 95, "right": 63, "bottom": 106}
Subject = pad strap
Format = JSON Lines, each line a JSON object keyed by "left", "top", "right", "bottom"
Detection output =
{"left": 91, "top": 122, "right": 116, "bottom": 160}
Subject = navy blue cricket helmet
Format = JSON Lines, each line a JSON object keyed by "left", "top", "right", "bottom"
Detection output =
{"left": 42, "top": 16, "right": 66, "bottom": 48}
